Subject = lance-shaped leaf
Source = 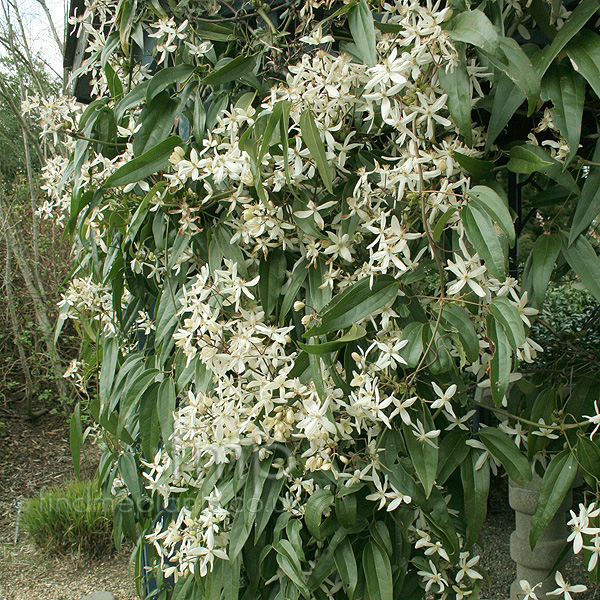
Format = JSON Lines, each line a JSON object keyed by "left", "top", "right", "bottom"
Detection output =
{"left": 485, "top": 37, "right": 540, "bottom": 115}
{"left": 577, "top": 436, "right": 600, "bottom": 488}
{"left": 139, "top": 382, "right": 160, "bottom": 460}
{"left": 543, "top": 62, "right": 585, "bottom": 167}
{"left": 486, "top": 316, "right": 512, "bottom": 406}
{"left": 561, "top": 232, "right": 600, "bottom": 304}
{"left": 305, "top": 488, "right": 334, "bottom": 540}
{"left": 437, "top": 46, "right": 472, "bottom": 147}
{"left": 348, "top": 0, "right": 377, "bottom": 67}
{"left": 530, "top": 450, "right": 578, "bottom": 549}
{"left": 202, "top": 54, "right": 258, "bottom": 85}
{"left": 507, "top": 145, "right": 554, "bottom": 173}
{"left": 397, "top": 321, "right": 424, "bottom": 368}
{"left": 298, "top": 323, "right": 367, "bottom": 355}
{"left": 334, "top": 537, "right": 358, "bottom": 600}
{"left": 461, "top": 449, "right": 490, "bottom": 547}
{"left": 566, "top": 30, "right": 600, "bottom": 101}
{"left": 478, "top": 427, "right": 532, "bottom": 485}
{"left": 453, "top": 151, "right": 493, "bottom": 179}
{"left": 299, "top": 109, "right": 333, "bottom": 193}
{"left": 403, "top": 406, "right": 438, "bottom": 498}
{"left": 485, "top": 74, "right": 525, "bottom": 152}
{"left": 569, "top": 139, "right": 600, "bottom": 244}
{"left": 274, "top": 540, "right": 310, "bottom": 598}
{"left": 437, "top": 429, "right": 470, "bottom": 485}
{"left": 446, "top": 10, "right": 499, "bottom": 54}
{"left": 469, "top": 185, "right": 515, "bottom": 246}
{"left": 363, "top": 542, "right": 393, "bottom": 600}
{"left": 70, "top": 402, "right": 84, "bottom": 479}
{"left": 489, "top": 296, "right": 526, "bottom": 350}
{"left": 304, "top": 275, "right": 398, "bottom": 337}
{"left": 146, "top": 64, "right": 196, "bottom": 102}
{"left": 258, "top": 250, "right": 286, "bottom": 318}
{"left": 438, "top": 303, "right": 479, "bottom": 363}
{"left": 537, "top": 0, "right": 600, "bottom": 76}
{"left": 157, "top": 378, "right": 176, "bottom": 453}
{"left": 279, "top": 258, "right": 309, "bottom": 326}
{"left": 461, "top": 205, "right": 507, "bottom": 280}
{"left": 106, "top": 136, "right": 182, "bottom": 187}
{"left": 133, "top": 92, "right": 177, "bottom": 156}
{"left": 522, "top": 233, "right": 562, "bottom": 308}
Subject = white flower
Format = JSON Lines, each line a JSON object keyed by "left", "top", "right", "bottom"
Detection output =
{"left": 583, "top": 400, "right": 600, "bottom": 440}
{"left": 547, "top": 571, "right": 586, "bottom": 600}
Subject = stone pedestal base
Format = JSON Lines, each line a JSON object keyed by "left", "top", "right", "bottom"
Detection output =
{"left": 508, "top": 476, "right": 572, "bottom": 600}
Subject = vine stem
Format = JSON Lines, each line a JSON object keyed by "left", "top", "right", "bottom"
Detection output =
{"left": 468, "top": 394, "right": 590, "bottom": 432}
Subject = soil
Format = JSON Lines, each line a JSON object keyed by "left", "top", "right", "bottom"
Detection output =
{"left": 0, "top": 403, "right": 137, "bottom": 600}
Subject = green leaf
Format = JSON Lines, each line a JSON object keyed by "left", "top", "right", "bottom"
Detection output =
{"left": 397, "top": 322, "right": 424, "bottom": 368}
{"left": 335, "top": 494, "right": 356, "bottom": 528}
{"left": 485, "top": 37, "right": 540, "bottom": 115}
{"left": 489, "top": 296, "right": 526, "bottom": 349}
{"left": 230, "top": 454, "right": 273, "bottom": 561}
{"left": 139, "top": 382, "right": 160, "bottom": 460}
{"left": 255, "top": 474, "right": 286, "bottom": 542}
{"left": 70, "top": 402, "right": 84, "bottom": 479}
{"left": 485, "top": 75, "right": 525, "bottom": 152}
{"left": 372, "top": 521, "right": 392, "bottom": 556}
{"left": 305, "top": 488, "right": 334, "bottom": 540}
{"left": 561, "top": 232, "right": 600, "bottom": 304}
{"left": 530, "top": 450, "right": 578, "bottom": 549}
{"left": 298, "top": 323, "right": 367, "bottom": 355}
{"left": 486, "top": 316, "right": 512, "bottom": 406}
{"left": 118, "top": 451, "right": 141, "bottom": 502}
{"left": 507, "top": 145, "right": 554, "bottom": 173}
{"left": 577, "top": 436, "right": 600, "bottom": 487}
{"left": 461, "top": 205, "right": 507, "bottom": 280}
{"left": 258, "top": 250, "right": 286, "bottom": 318}
{"left": 348, "top": 0, "right": 377, "bottom": 67}
{"left": 437, "top": 429, "right": 469, "bottom": 485}
{"left": 403, "top": 406, "right": 438, "bottom": 498}
{"left": 544, "top": 62, "right": 585, "bottom": 167}
{"left": 274, "top": 540, "right": 310, "bottom": 598}
{"left": 146, "top": 64, "right": 196, "bottom": 102}
{"left": 202, "top": 54, "right": 258, "bottom": 85}
{"left": 446, "top": 10, "right": 499, "bottom": 54}
{"left": 478, "top": 427, "right": 531, "bottom": 485}
{"left": 438, "top": 303, "right": 479, "bottom": 363}
{"left": 193, "top": 21, "right": 235, "bottom": 41}
{"left": 305, "top": 275, "right": 397, "bottom": 337}
{"left": 105, "top": 136, "right": 182, "bottom": 187}
{"left": 537, "top": 0, "right": 600, "bottom": 76}
{"left": 438, "top": 47, "right": 473, "bottom": 147}
{"left": 523, "top": 233, "right": 562, "bottom": 308}
{"left": 453, "top": 151, "right": 493, "bottom": 179}
{"left": 299, "top": 110, "right": 333, "bottom": 193}
{"left": 116, "top": 0, "right": 137, "bottom": 56}
{"left": 569, "top": 140, "right": 600, "bottom": 244}
{"left": 132, "top": 92, "right": 177, "bottom": 157}
{"left": 566, "top": 30, "right": 600, "bottom": 101}
{"left": 333, "top": 537, "right": 358, "bottom": 600}
{"left": 279, "top": 258, "right": 309, "bottom": 326}
{"left": 99, "top": 336, "right": 120, "bottom": 404}
{"left": 157, "top": 378, "right": 176, "bottom": 454}
{"left": 461, "top": 449, "right": 490, "bottom": 547}
{"left": 469, "top": 185, "right": 515, "bottom": 246}
{"left": 115, "top": 80, "right": 150, "bottom": 121}
{"left": 258, "top": 100, "right": 289, "bottom": 164}
{"left": 432, "top": 206, "right": 458, "bottom": 242}
{"left": 362, "top": 542, "right": 393, "bottom": 600}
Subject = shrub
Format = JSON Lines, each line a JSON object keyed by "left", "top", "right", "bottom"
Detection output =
{"left": 22, "top": 478, "right": 114, "bottom": 556}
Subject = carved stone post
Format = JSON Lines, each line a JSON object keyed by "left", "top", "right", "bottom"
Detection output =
{"left": 508, "top": 476, "right": 572, "bottom": 600}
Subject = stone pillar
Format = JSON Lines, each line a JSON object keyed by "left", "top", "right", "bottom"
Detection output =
{"left": 508, "top": 476, "right": 572, "bottom": 600}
